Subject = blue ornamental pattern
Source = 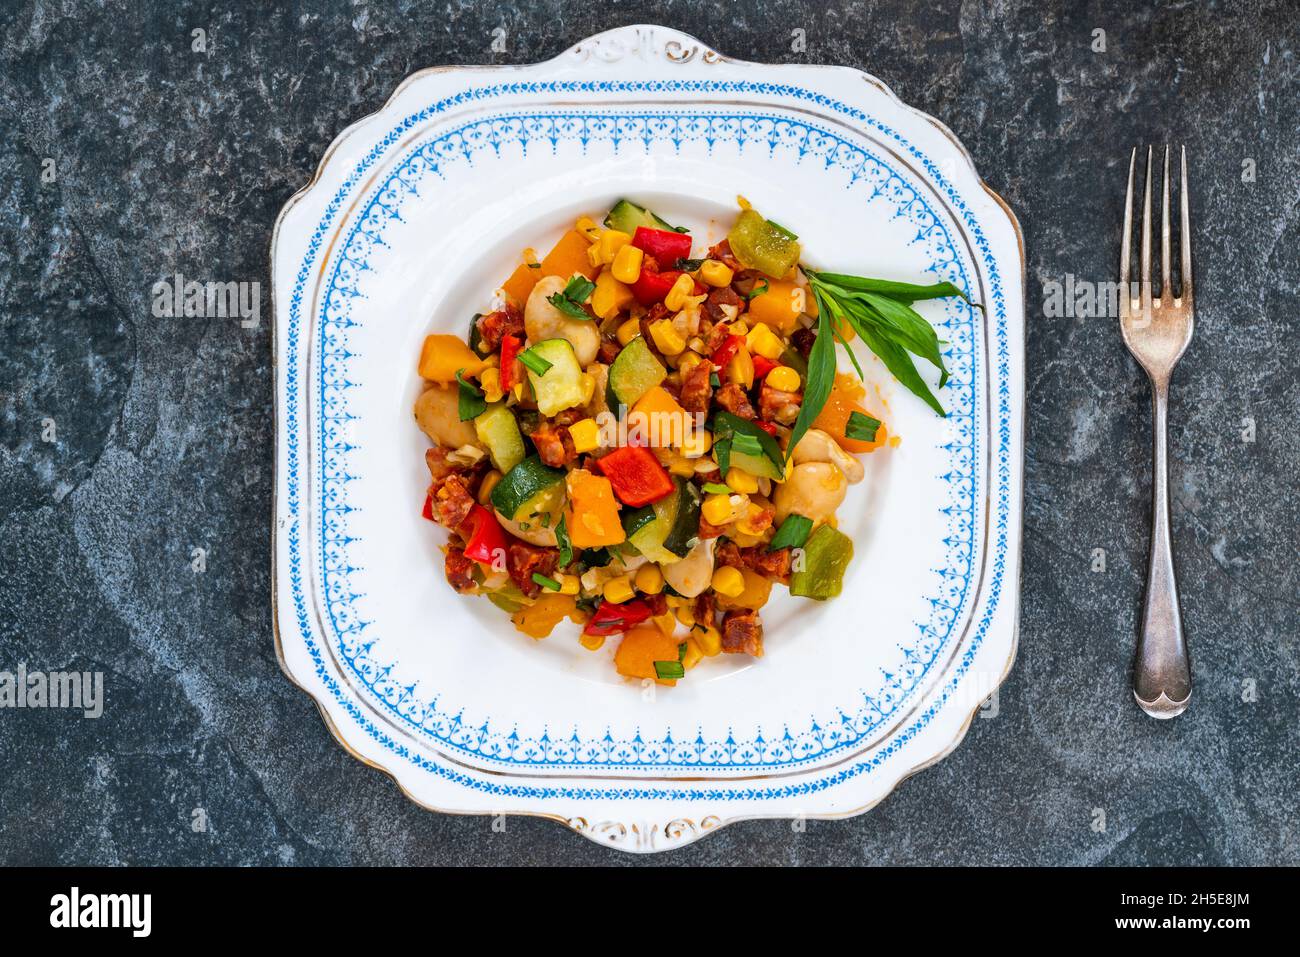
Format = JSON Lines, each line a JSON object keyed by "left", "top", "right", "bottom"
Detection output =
{"left": 282, "top": 79, "right": 1013, "bottom": 799}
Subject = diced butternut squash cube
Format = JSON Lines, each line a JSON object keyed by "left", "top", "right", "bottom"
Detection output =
{"left": 418, "top": 334, "right": 486, "bottom": 384}
{"left": 746, "top": 279, "right": 804, "bottom": 335}
{"left": 630, "top": 385, "right": 689, "bottom": 447}
{"left": 565, "top": 469, "right": 625, "bottom": 548}
{"left": 614, "top": 626, "right": 683, "bottom": 685}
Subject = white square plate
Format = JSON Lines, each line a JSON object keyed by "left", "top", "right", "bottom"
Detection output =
{"left": 271, "top": 25, "right": 1025, "bottom": 853}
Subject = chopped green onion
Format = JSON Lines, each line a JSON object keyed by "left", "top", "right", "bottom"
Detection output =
{"left": 742, "top": 280, "right": 770, "bottom": 302}
{"left": 519, "top": 347, "right": 553, "bottom": 376}
{"left": 527, "top": 262, "right": 542, "bottom": 269}
{"left": 555, "top": 517, "right": 573, "bottom": 566}
{"left": 846, "top": 411, "right": 881, "bottom": 443}
{"left": 653, "top": 660, "right": 686, "bottom": 680}
{"left": 456, "top": 369, "right": 486, "bottom": 421}
{"left": 701, "top": 482, "right": 732, "bottom": 494}
{"left": 767, "top": 220, "right": 799, "bottom": 241}
{"left": 709, "top": 372, "right": 721, "bottom": 388}
{"left": 547, "top": 275, "right": 596, "bottom": 319}
{"left": 674, "top": 257, "right": 705, "bottom": 271}
{"left": 531, "top": 572, "right": 562, "bottom": 591}
{"left": 768, "top": 514, "right": 813, "bottom": 551}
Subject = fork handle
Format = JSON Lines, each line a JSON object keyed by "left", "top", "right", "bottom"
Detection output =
{"left": 1133, "top": 380, "right": 1191, "bottom": 718}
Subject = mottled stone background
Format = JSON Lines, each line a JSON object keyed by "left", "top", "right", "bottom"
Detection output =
{"left": 1, "top": 0, "right": 1297, "bottom": 865}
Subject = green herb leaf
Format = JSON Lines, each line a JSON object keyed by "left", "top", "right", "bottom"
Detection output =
{"left": 674, "top": 257, "right": 705, "bottom": 271}
{"left": 767, "top": 220, "right": 799, "bottom": 241}
{"left": 555, "top": 516, "right": 573, "bottom": 566}
{"left": 803, "top": 269, "right": 953, "bottom": 418}
{"left": 713, "top": 436, "right": 731, "bottom": 476}
{"left": 519, "top": 347, "right": 553, "bottom": 377}
{"left": 768, "top": 514, "right": 813, "bottom": 550}
{"left": 456, "top": 369, "right": 487, "bottom": 421}
{"left": 701, "top": 482, "right": 732, "bottom": 494}
{"left": 653, "top": 660, "right": 686, "bottom": 680}
{"left": 547, "top": 275, "right": 597, "bottom": 319}
{"left": 527, "top": 262, "right": 542, "bottom": 270}
{"left": 531, "top": 572, "right": 562, "bottom": 591}
{"left": 742, "top": 280, "right": 769, "bottom": 302}
{"left": 784, "top": 295, "right": 836, "bottom": 461}
{"left": 731, "top": 432, "right": 762, "bottom": 457}
{"left": 805, "top": 269, "right": 977, "bottom": 307}
{"left": 846, "top": 411, "right": 881, "bottom": 443}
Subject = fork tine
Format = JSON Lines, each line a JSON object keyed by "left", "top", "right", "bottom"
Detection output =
{"left": 1120, "top": 147, "right": 1135, "bottom": 309}
{"left": 1160, "top": 145, "right": 1171, "bottom": 300}
{"left": 1140, "top": 146, "right": 1153, "bottom": 312}
{"left": 1180, "top": 146, "right": 1192, "bottom": 300}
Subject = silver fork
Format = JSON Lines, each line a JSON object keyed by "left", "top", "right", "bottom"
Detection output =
{"left": 1119, "top": 146, "right": 1194, "bottom": 719}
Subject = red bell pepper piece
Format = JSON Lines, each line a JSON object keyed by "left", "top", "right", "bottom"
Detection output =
{"left": 755, "top": 421, "right": 779, "bottom": 437}
{"left": 498, "top": 333, "right": 522, "bottom": 391}
{"left": 461, "top": 504, "right": 507, "bottom": 566}
{"left": 710, "top": 334, "right": 745, "bottom": 368}
{"left": 752, "top": 355, "right": 779, "bottom": 380}
{"left": 421, "top": 490, "right": 435, "bottom": 521}
{"left": 595, "top": 444, "right": 674, "bottom": 506}
{"left": 582, "top": 598, "right": 653, "bottom": 636}
{"left": 630, "top": 266, "right": 682, "bottom": 306}
{"left": 631, "top": 226, "right": 693, "bottom": 267}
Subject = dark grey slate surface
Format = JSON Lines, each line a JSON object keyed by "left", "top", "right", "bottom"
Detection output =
{"left": 1, "top": 0, "right": 1297, "bottom": 866}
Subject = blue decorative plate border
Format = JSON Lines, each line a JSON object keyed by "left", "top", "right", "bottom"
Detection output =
{"left": 280, "top": 78, "right": 1012, "bottom": 801}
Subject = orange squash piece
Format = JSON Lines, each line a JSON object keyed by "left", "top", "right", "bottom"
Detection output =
{"left": 614, "top": 626, "right": 683, "bottom": 685}
{"left": 565, "top": 469, "right": 625, "bottom": 548}
{"left": 418, "top": 334, "right": 487, "bottom": 384}
{"left": 745, "top": 279, "right": 803, "bottom": 335}
{"left": 715, "top": 567, "right": 773, "bottom": 611}
{"left": 813, "top": 373, "right": 888, "bottom": 453}
{"left": 499, "top": 229, "right": 599, "bottom": 306}
{"left": 511, "top": 593, "right": 579, "bottom": 640}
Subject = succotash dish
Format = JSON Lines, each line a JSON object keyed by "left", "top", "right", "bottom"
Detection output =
{"left": 413, "top": 200, "right": 970, "bottom": 685}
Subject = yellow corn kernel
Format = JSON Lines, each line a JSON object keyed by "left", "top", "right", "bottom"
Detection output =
{"left": 568, "top": 417, "right": 600, "bottom": 454}
{"left": 635, "top": 563, "right": 664, "bottom": 595}
{"left": 676, "top": 351, "right": 702, "bottom": 378}
{"left": 712, "top": 565, "right": 746, "bottom": 598}
{"left": 733, "top": 502, "right": 767, "bottom": 536}
{"left": 479, "top": 366, "right": 504, "bottom": 403}
{"left": 695, "top": 624, "right": 722, "bottom": 657}
{"left": 664, "top": 273, "right": 696, "bottom": 312}
{"left": 681, "top": 638, "right": 704, "bottom": 670}
{"left": 579, "top": 633, "right": 606, "bottom": 651}
{"left": 586, "top": 243, "right": 603, "bottom": 269}
{"left": 675, "top": 604, "right": 695, "bottom": 629}
{"left": 591, "top": 270, "right": 631, "bottom": 319}
{"left": 765, "top": 365, "right": 802, "bottom": 393}
{"left": 649, "top": 318, "right": 686, "bottom": 356}
{"left": 699, "top": 259, "right": 734, "bottom": 287}
{"left": 687, "top": 336, "right": 708, "bottom": 355}
{"left": 652, "top": 612, "right": 678, "bottom": 638}
{"left": 616, "top": 318, "right": 642, "bottom": 346}
{"left": 702, "top": 493, "right": 736, "bottom": 526}
{"left": 603, "top": 576, "right": 635, "bottom": 604}
{"left": 665, "top": 594, "right": 689, "bottom": 609}
{"left": 727, "top": 319, "right": 749, "bottom": 337}
{"left": 598, "top": 229, "right": 632, "bottom": 264}
{"left": 727, "top": 345, "right": 755, "bottom": 389}
{"left": 611, "top": 243, "right": 644, "bottom": 283}
{"left": 575, "top": 215, "right": 602, "bottom": 240}
{"left": 557, "top": 574, "right": 580, "bottom": 596}
{"left": 679, "top": 428, "right": 713, "bottom": 459}
{"left": 578, "top": 372, "right": 596, "bottom": 405}
{"left": 666, "top": 453, "right": 695, "bottom": 478}
{"left": 725, "top": 468, "right": 759, "bottom": 495}
{"left": 746, "top": 322, "right": 787, "bottom": 362}
{"left": 522, "top": 247, "right": 541, "bottom": 269}
{"left": 477, "top": 470, "right": 502, "bottom": 506}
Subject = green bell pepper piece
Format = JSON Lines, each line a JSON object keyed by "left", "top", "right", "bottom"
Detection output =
{"left": 726, "top": 209, "right": 802, "bottom": 278}
{"left": 789, "top": 524, "right": 854, "bottom": 600}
